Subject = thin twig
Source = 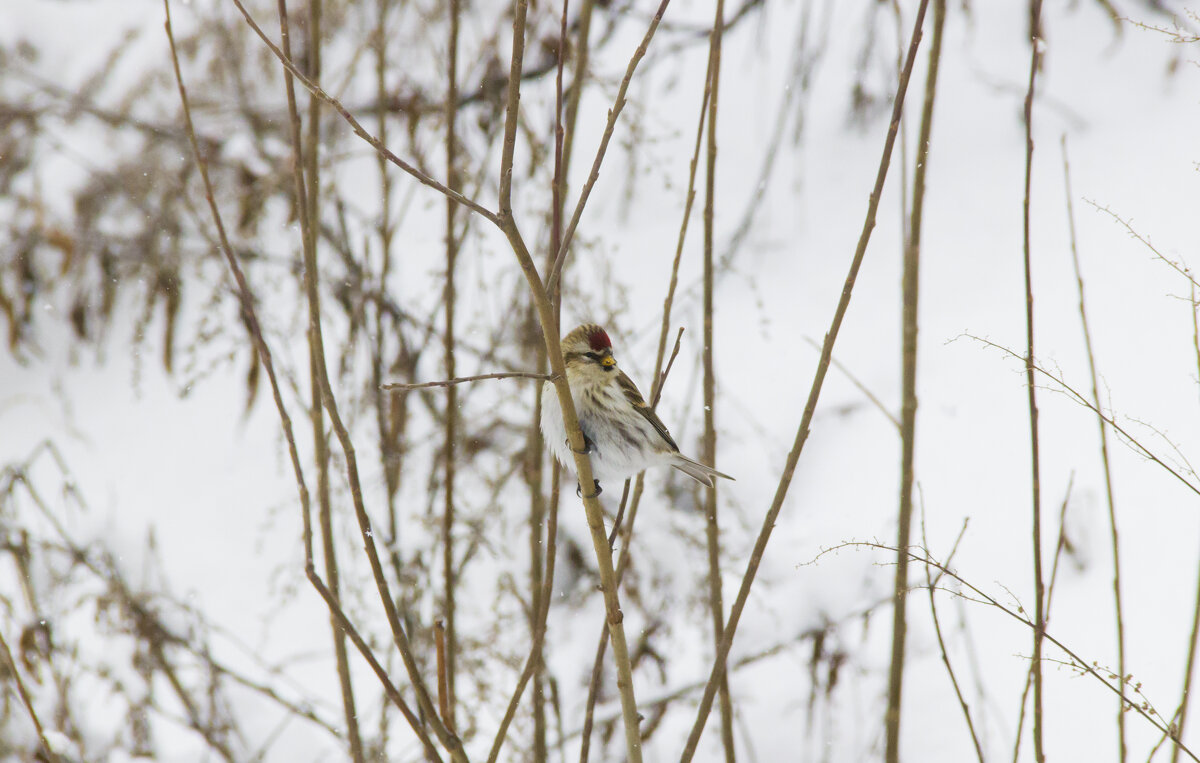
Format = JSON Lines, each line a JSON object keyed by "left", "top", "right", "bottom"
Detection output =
{"left": 1063, "top": 134, "right": 1127, "bottom": 763}
{"left": 382, "top": 371, "right": 553, "bottom": 391}
{"left": 497, "top": 0, "right": 528, "bottom": 218}
{"left": 967, "top": 335, "right": 1200, "bottom": 498}
{"left": 920, "top": 514, "right": 986, "bottom": 763}
{"left": 580, "top": 471, "right": 648, "bottom": 763}
{"left": 679, "top": 1, "right": 932, "bottom": 758}
{"left": 607, "top": 479, "right": 633, "bottom": 550}
{"left": 167, "top": 7, "right": 445, "bottom": 751}
{"left": 1087, "top": 200, "right": 1200, "bottom": 291}
{"left": 163, "top": 0, "right": 314, "bottom": 579}
{"left": 652, "top": 328, "right": 685, "bottom": 409}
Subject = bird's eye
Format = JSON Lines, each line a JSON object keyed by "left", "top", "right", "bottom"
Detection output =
{"left": 583, "top": 352, "right": 600, "bottom": 361}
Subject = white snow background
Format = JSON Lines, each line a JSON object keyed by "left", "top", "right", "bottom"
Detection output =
{"left": 3, "top": 0, "right": 1200, "bottom": 761}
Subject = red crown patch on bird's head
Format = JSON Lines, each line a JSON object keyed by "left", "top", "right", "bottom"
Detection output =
{"left": 587, "top": 326, "right": 611, "bottom": 352}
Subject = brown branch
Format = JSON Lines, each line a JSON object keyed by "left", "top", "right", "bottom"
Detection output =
{"left": 442, "top": 0, "right": 462, "bottom": 728}
{"left": 435, "top": 620, "right": 454, "bottom": 733}
{"left": 650, "top": 0, "right": 721, "bottom": 405}
{"left": 1022, "top": 3, "right": 1047, "bottom": 760}
{"left": 885, "top": 0, "right": 944, "bottom": 758}
{"left": 497, "top": 0, "right": 529, "bottom": 218}
{"left": 579, "top": 471, "right": 646, "bottom": 763}
{"left": 651, "top": 328, "right": 685, "bottom": 409}
{"left": 679, "top": 0, "right": 932, "bottom": 757}
{"left": 279, "top": 0, "right": 365, "bottom": 757}
{"left": 382, "top": 371, "right": 553, "bottom": 391}
{"left": 561, "top": 0, "right": 596, "bottom": 193}
{"left": 700, "top": 0, "right": 734, "bottom": 756}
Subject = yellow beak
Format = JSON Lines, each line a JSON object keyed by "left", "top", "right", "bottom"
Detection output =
{"left": 601, "top": 356, "right": 616, "bottom": 368}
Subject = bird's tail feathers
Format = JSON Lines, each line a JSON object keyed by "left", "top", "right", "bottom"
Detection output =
{"left": 670, "top": 454, "right": 734, "bottom": 488}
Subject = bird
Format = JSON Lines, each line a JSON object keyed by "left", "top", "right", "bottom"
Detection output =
{"left": 540, "top": 323, "right": 734, "bottom": 494}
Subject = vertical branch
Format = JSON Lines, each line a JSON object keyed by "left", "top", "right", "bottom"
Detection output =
{"left": 1172, "top": 280, "right": 1200, "bottom": 763}
{"left": 1063, "top": 136, "right": 1127, "bottom": 763}
{"left": 884, "top": 0, "right": 944, "bottom": 759}
{"left": 653, "top": 17, "right": 719, "bottom": 401}
{"left": 1022, "top": 3, "right": 1047, "bottom": 761}
{"left": 371, "top": 0, "right": 406, "bottom": 607}
{"left": 700, "top": 0, "right": 734, "bottom": 759}
{"left": 435, "top": 620, "right": 455, "bottom": 733}
{"left": 580, "top": 473, "right": 642, "bottom": 763}
{"left": 561, "top": 0, "right": 595, "bottom": 185}
{"left": 549, "top": 0, "right": 571, "bottom": 315}
{"left": 442, "top": 0, "right": 461, "bottom": 731}
{"left": 294, "top": 0, "right": 365, "bottom": 758}
{"left": 498, "top": 0, "right": 529, "bottom": 218}
{"left": 527, "top": 1, "right": 571, "bottom": 755}
{"left": 528, "top": 440, "right": 549, "bottom": 762}
{"left": 679, "top": 0, "right": 932, "bottom": 757}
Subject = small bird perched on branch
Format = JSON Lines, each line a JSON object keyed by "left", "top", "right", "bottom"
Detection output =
{"left": 541, "top": 323, "right": 734, "bottom": 494}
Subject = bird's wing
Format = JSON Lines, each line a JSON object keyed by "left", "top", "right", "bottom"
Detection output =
{"left": 615, "top": 370, "right": 679, "bottom": 452}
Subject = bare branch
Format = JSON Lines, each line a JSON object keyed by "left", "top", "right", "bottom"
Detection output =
{"left": 382, "top": 371, "right": 553, "bottom": 391}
